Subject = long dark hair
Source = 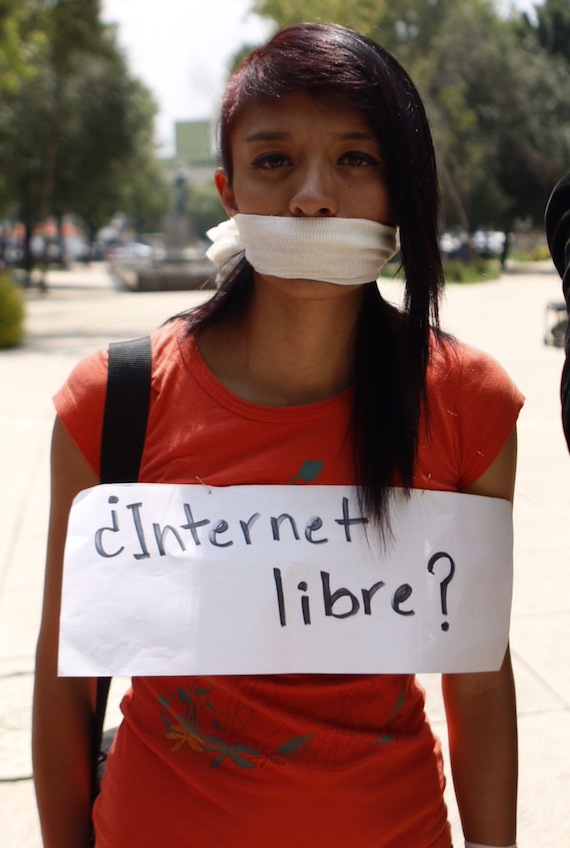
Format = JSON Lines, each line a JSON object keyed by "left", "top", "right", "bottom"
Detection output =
{"left": 181, "top": 22, "right": 444, "bottom": 530}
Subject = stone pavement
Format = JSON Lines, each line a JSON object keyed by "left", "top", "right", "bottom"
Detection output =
{"left": 0, "top": 261, "right": 568, "bottom": 846}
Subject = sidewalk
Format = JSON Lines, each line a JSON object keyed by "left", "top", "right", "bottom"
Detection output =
{"left": 1, "top": 262, "right": 569, "bottom": 845}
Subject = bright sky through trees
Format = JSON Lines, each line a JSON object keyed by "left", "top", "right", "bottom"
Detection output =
{"left": 101, "top": 1, "right": 537, "bottom": 154}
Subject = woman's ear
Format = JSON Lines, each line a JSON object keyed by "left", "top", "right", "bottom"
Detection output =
{"left": 214, "top": 167, "right": 238, "bottom": 216}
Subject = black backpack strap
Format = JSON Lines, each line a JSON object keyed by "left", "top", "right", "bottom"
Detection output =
{"left": 92, "top": 673, "right": 112, "bottom": 809}
{"left": 100, "top": 335, "right": 153, "bottom": 484}
{"left": 92, "top": 335, "right": 152, "bottom": 802}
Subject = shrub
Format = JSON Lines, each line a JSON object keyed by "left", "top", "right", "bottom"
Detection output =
{"left": 380, "top": 258, "right": 502, "bottom": 284}
{"left": 444, "top": 258, "right": 501, "bottom": 284}
{"left": 530, "top": 245, "right": 552, "bottom": 262}
{"left": 0, "top": 273, "right": 25, "bottom": 349}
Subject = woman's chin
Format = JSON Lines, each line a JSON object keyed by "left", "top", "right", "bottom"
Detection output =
{"left": 255, "top": 272, "right": 363, "bottom": 297}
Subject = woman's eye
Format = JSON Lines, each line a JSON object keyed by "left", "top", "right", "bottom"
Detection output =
{"left": 340, "top": 151, "right": 379, "bottom": 167}
{"left": 252, "top": 153, "right": 290, "bottom": 170}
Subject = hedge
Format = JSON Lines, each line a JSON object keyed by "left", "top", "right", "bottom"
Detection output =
{"left": 0, "top": 273, "right": 25, "bottom": 349}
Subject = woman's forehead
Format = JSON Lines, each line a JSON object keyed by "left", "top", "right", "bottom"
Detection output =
{"left": 230, "top": 90, "right": 375, "bottom": 141}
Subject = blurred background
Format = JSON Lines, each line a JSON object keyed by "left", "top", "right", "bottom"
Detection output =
{"left": 0, "top": 0, "right": 569, "bottom": 319}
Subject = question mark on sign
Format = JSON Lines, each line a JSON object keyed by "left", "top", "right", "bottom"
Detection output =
{"left": 427, "top": 552, "right": 456, "bottom": 631}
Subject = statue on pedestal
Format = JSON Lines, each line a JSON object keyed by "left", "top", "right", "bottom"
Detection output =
{"left": 165, "top": 168, "right": 193, "bottom": 255}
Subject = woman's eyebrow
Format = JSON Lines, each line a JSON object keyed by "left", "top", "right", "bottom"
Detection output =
{"left": 239, "top": 129, "right": 379, "bottom": 146}
{"left": 334, "top": 131, "right": 377, "bottom": 141}
{"left": 241, "top": 130, "right": 292, "bottom": 143}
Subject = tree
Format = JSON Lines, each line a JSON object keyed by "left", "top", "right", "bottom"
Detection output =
{"left": 0, "top": 1, "right": 47, "bottom": 206}
{"left": 37, "top": 0, "right": 117, "bottom": 225}
{"left": 251, "top": 0, "right": 385, "bottom": 38}
{"left": 53, "top": 61, "right": 168, "bottom": 240}
{"left": 0, "top": 0, "right": 44, "bottom": 93}
{"left": 117, "top": 153, "right": 170, "bottom": 238}
{"left": 534, "top": 0, "right": 570, "bottom": 63}
{"left": 427, "top": 0, "right": 570, "bottom": 229}
{"left": 187, "top": 183, "right": 226, "bottom": 241}
{"left": 109, "top": 80, "right": 170, "bottom": 237}
{"left": 0, "top": 1, "right": 167, "bottom": 267}
{"left": 0, "top": 53, "right": 54, "bottom": 269}
{"left": 371, "top": 0, "right": 456, "bottom": 66}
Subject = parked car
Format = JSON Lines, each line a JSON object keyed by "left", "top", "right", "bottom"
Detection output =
{"left": 108, "top": 242, "right": 154, "bottom": 261}
{"left": 470, "top": 230, "right": 506, "bottom": 258}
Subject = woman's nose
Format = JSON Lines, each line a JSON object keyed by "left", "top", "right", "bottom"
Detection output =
{"left": 289, "top": 164, "right": 338, "bottom": 217}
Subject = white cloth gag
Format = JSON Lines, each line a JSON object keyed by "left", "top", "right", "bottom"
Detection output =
{"left": 206, "top": 214, "right": 398, "bottom": 286}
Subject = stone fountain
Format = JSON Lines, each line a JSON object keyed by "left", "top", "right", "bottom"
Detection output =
{"left": 110, "top": 171, "right": 216, "bottom": 292}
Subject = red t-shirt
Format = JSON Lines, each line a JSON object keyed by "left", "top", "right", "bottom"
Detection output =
{"left": 55, "top": 319, "right": 523, "bottom": 848}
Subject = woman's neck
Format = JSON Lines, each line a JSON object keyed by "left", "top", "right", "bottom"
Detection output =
{"left": 197, "top": 278, "right": 364, "bottom": 406}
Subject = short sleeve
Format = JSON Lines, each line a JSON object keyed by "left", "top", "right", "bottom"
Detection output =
{"left": 456, "top": 346, "right": 523, "bottom": 485}
{"left": 53, "top": 347, "right": 109, "bottom": 476}
{"left": 424, "top": 339, "right": 524, "bottom": 489}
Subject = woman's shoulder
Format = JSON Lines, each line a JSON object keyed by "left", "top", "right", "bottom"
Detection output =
{"left": 428, "top": 332, "right": 522, "bottom": 404}
{"left": 422, "top": 333, "right": 524, "bottom": 488}
{"left": 53, "top": 318, "right": 195, "bottom": 473}
{"left": 429, "top": 331, "right": 494, "bottom": 371}
{"left": 150, "top": 317, "right": 195, "bottom": 375}
{"left": 57, "top": 319, "right": 191, "bottom": 399}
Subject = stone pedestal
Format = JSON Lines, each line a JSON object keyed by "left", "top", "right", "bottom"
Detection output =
{"left": 163, "top": 214, "right": 194, "bottom": 262}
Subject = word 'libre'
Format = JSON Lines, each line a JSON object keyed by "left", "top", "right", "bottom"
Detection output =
{"left": 273, "top": 567, "right": 415, "bottom": 626}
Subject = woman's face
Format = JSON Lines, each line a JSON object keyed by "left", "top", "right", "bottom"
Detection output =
{"left": 215, "top": 90, "right": 391, "bottom": 224}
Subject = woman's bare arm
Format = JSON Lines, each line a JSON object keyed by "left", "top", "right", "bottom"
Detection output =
{"left": 33, "top": 417, "right": 99, "bottom": 848}
{"left": 442, "top": 428, "right": 518, "bottom": 846}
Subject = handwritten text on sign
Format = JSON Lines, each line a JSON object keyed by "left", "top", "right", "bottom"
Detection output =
{"left": 58, "top": 484, "right": 513, "bottom": 676}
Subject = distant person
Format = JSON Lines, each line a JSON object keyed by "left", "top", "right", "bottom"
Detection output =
{"left": 545, "top": 174, "right": 570, "bottom": 448}
{"left": 0, "top": 226, "right": 7, "bottom": 268}
{"left": 32, "top": 22, "right": 522, "bottom": 848}
{"left": 500, "top": 232, "right": 513, "bottom": 270}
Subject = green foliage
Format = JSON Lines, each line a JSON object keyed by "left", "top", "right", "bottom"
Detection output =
{"left": 529, "top": 244, "right": 553, "bottom": 261}
{"left": 380, "top": 256, "right": 501, "bottom": 283}
{"left": 427, "top": 1, "right": 570, "bottom": 230}
{"left": 187, "top": 183, "right": 226, "bottom": 240}
{"left": 0, "top": 0, "right": 46, "bottom": 93}
{"left": 118, "top": 157, "right": 170, "bottom": 236}
{"left": 375, "top": 0, "right": 456, "bottom": 65}
{"left": 0, "top": 273, "right": 25, "bottom": 348}
{"left": 46, "top": 0, "right": 105, "bottom": 65}
{"left": 443, "top": 258, "right": 501, "bottom": 284}
{"left": 0, "top": 0, "right": 164, "bottom": 256}
{"left": 535, "top": 0, "right": 570, "bottom": 62}
{"left": 52, "top": 59, "right": 165, "bottom": 235}
{"left": 252, "top": 0, "right": 384, "bottom": 36}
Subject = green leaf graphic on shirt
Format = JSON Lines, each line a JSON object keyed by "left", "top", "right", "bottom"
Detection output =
{"left": 177, "top": 686, "right": 189, "bottom": 702}
{"left": 158, "top": 684, "right": 315, "bottom": 769}
{"left": 372, "top": 681, "right": 407, "bottom": 745}
{"left": 276, "top": 735, "right": 315, "bottom": 760}
{"left": 290, "top": 459, "right": 324, "bottom": 484}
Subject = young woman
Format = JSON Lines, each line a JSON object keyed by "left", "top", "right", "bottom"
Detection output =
{"left": 33, "top": 23, "right": 522, "bottom": 848}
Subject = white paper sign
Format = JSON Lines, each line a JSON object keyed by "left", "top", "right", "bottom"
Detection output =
{"left": 58, "top": 484, "right": 513, "bottom": 676}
